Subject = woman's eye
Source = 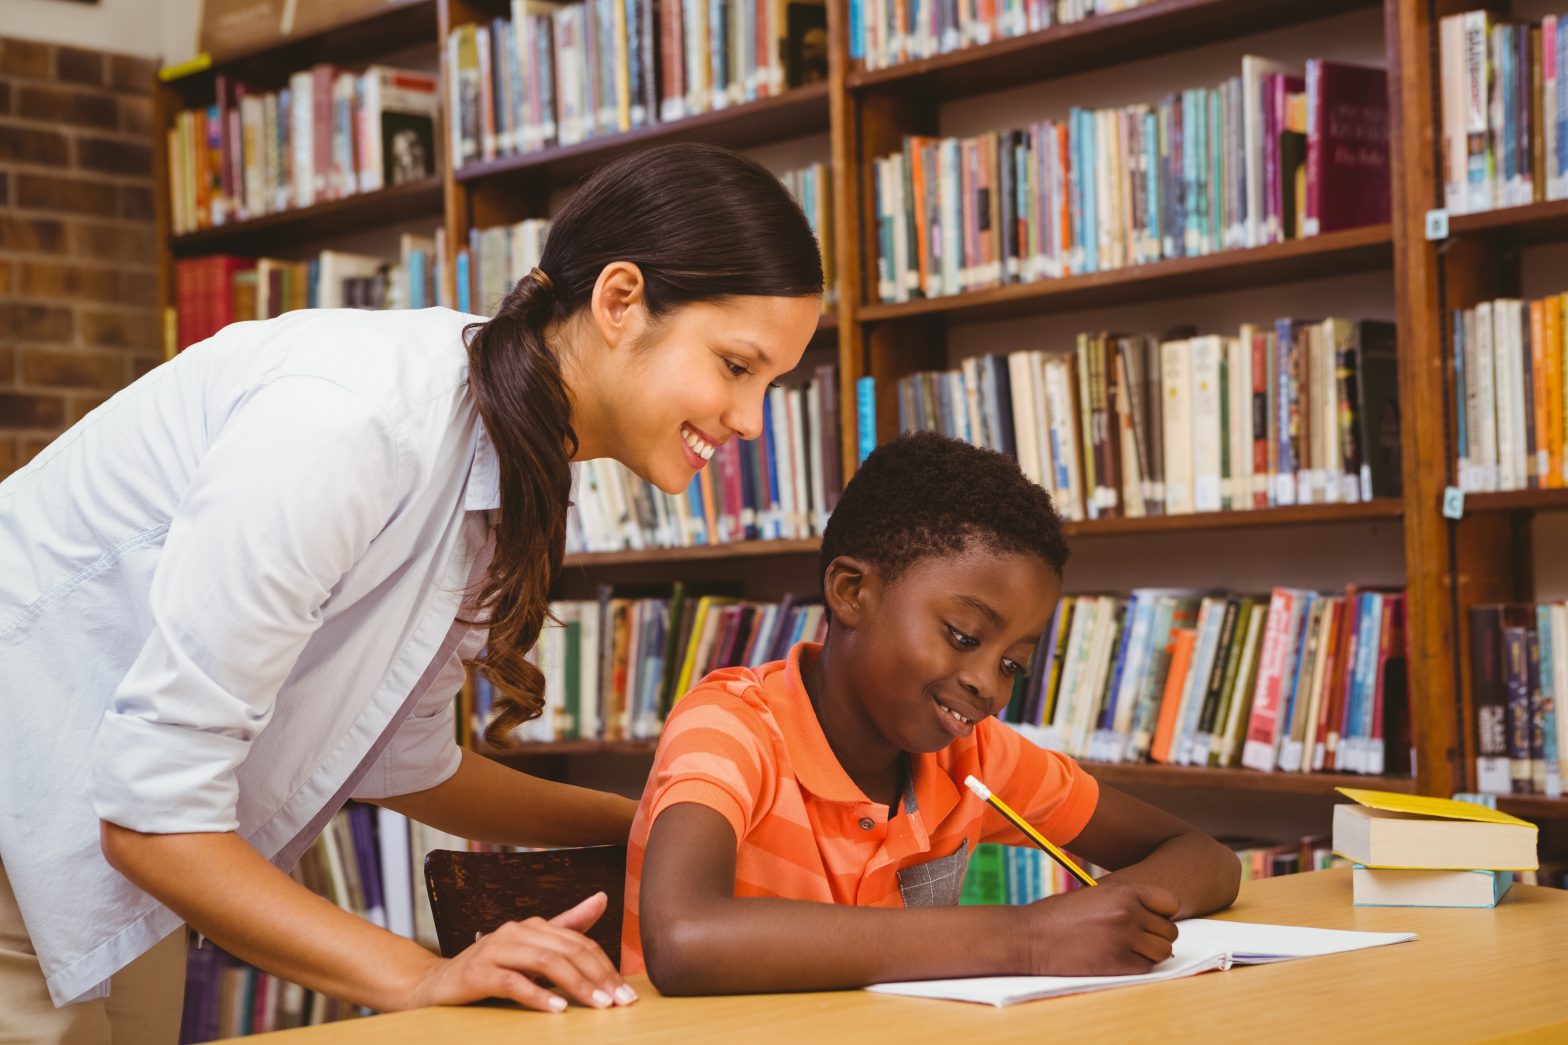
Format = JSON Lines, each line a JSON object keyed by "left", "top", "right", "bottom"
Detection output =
{"left": 947, "top": 625, "right": 979, "bottom": 649}
{"left": 726, "top": 360, "right": 750, "bottom": 378}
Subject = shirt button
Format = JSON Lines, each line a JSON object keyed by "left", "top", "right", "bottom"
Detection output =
{"left": 858, "top": 817, "right": 875, "bottom": 830}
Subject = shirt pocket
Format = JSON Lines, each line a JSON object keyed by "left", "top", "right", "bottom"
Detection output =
{"left": 896, "top": 840, "right": 970, "bottom": 908}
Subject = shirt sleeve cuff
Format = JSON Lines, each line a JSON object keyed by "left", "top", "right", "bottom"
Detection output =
{"left": 91, "top": 712, "right": 246, "bottom": 833}
{"left": 649, "top": 779, "right": 749, "bottom": 846}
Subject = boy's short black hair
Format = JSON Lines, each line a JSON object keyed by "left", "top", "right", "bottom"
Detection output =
{"left": 819, "top": 431, "right": 1069, "bottom": 602}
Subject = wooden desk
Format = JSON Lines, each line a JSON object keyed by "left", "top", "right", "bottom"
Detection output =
{"left": 246, "top": 869, "right": 1568, "bottom": 1042}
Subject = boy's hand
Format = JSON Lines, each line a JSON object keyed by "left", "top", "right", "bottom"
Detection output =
{"left": 1021, "top": 881, "right": 1179, "bottom": 976}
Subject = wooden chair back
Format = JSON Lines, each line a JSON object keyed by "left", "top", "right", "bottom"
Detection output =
{"left": 423, "top": 844, "right": 628, "bottom": 966}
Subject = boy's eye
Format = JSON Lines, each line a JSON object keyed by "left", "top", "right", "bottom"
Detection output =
{"left": 946, "top": 625, "right": 979, "bottom": 649}
{"left": 1001, "top": 658, "right": 1024, "bottom": 677}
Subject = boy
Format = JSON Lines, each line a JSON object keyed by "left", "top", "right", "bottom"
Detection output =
{"left": 623, "top": 432, "right": 1241, "bottom": 993}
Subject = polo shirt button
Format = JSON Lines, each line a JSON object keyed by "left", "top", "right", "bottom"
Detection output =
{"left": 858, "top": 817, "right": 874, "bottom": 830}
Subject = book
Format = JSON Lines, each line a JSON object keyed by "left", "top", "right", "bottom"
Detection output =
{"left": 866, "top": 919, "right": 1416, "bottom": 1007}
{"left": 1351, "top": 866, "right": 1514, "bottom": 908}
{"left": 1331, "top": 788, "right": 1539, "bottom": 870}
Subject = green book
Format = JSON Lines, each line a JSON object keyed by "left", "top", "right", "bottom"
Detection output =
{"left": 960, "top": 843, "right": 1008, "bottom": 905}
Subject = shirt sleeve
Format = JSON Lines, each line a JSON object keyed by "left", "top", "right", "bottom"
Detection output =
{"left": 643, "top": 681, "right": 777, "bottom": 846}
{"left": 92, "top": 376, "right": 408, "bottom": 834}
{"left": 976, "top": 721, "right": 1100, "bottom": 848}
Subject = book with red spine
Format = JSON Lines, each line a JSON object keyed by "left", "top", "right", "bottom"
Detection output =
{"left": 1303, "top": 59, "right": 1390, "bottom": 236}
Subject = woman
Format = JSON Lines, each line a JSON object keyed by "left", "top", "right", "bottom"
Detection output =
{"left": 0, "top": 142, "right": 825, "bottom": 1041}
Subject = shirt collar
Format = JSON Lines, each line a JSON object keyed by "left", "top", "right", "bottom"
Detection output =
{"left": 465, "top": 417, "right": 501, "bottom": 512}
{"left": 767, "top": 642, "right": 970, "bottom": 830}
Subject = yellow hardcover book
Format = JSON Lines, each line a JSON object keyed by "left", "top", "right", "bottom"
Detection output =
{"left": 674, "top": 596, "right": 736, "bottom": 698}
{"left": 612, "top": 0, "right": 631, "bottom": 131}
{"left": 1332, "top": 787, "right": 1539, "bottom": 870}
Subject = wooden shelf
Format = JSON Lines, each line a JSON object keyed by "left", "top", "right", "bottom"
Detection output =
{"left": 482, "top": 739, "right": 658, "bottom": 759}
{"left": 454, "top": 83, "right": 832, "bottom": 189}
{"left": 163, "top": 0, "right": 438, "bottom": 98}
{"left": 1455, "top": 489, "right": 1568, "bottom": 515}
{"left": 169, "top": 178, "right": 445, "bottom": 258}
{"left": 1447, "top": 198, "right": 1568, "bottom": 248}
{"left": 563, "top": 538, "right": 820, "bottom": 570}
{"left": 1063, "top": 499, "right": 1404, "bottom": 538}
{"left": 1081, "top": 761, "right": 1417, "bottom": 795}
{"left": 1496, "top": 794, "right": 1568, "bottom": 820}
{"left": 857, "top": 225, "right": 1393, "bottom": 325}
{"left": 847, "top": 0, "right": 1377, "bottom": 100}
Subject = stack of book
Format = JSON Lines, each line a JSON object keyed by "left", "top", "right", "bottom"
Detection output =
{"left": 172, "top": 233, "right": 446, "bottom": 350}
{"left": 852, "top": 0, "right": 1150, "bottom": 71}
{"left": 871, "top": 56, "right": 1389, "bottom": 302}
{"left": 166, "top": 65, "right": 439, "bottom": 234}
{"left": 898, "top": 319, "right": 1401, "bottom": 522}
{"left": 1439, "top": 10, "right": 1568, "bottom": 216}
{"left": 446, "top": 0, "right": 827, "bottom": 168}
{"left": 565, "top": 364, "right": 840, "bottom": 552}
{"left": 467, "top": 589, "right": 828, "bottom": 744}
{"left": 1452, "top": 292, "right": 1568, "bottom": 494}
{"left": 1333, "top": 788, "right": 1538, "bottom": 908}
{"left": 1469, "top": 602, "right": 1567, "bottom": 798}
{"left": 1002, "top": 585, "right": 1410, "bottom": 777}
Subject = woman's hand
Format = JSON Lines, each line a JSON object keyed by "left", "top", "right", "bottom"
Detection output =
{"left": 1019, "top": 881, "right": 1179, "bottom": 976}
{"left": 404, "top": 892, "right": 637, "bottom": 1013}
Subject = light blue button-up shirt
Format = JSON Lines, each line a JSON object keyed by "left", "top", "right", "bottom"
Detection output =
{"left": 0, "top": 306, "right": 500, "bottom": 1005}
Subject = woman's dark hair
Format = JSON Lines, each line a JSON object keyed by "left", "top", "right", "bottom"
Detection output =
{"left": 465, "top": 142, "right": 824, "bottom": 746}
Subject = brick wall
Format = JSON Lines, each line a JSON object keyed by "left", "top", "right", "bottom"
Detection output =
{"left": 0, "top": 35, "right": 160, "bottom": 480}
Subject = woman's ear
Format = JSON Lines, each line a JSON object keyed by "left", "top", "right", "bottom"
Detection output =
{"left": 590, "top": 261, "right": 647, "bottom": 350}
{"left": 823, "top": 555, "right": 873, "bottom": 631}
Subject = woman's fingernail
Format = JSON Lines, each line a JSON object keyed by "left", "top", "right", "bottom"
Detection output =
{"left": 615, "top": 985, "right": 638, "bottom": 1005}
{"left": 548, "top": 996, "right": 567, "bottom": 1012}
{"left": 591, "top": 989, "right": 612, "bottom": 1008}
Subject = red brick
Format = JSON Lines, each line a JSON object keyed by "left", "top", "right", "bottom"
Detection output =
{"left": 0, "top": 81, "right": 11, "bottom": 115}
{"left": 0, "top": 39, "right": 52, "bottom": 80}
{"left": 16, "top": 84, "right": 117, "bottom": 131}
{"left": 118, "top": 94, "right": 152, "bottom": 136}
{"left": 15, "top": 259, "right": 121, "bottom": 302}
{"left": 120, "top": 270, "right": 159, "bottom": 307}
{"left": 0, "top": 346, "right": 14, "bottom": 381}
{"left": 69, "top": 221, "right": 154, "bottom": 263}
{"left": 0, "top": 121, "right": 70, "bottom": 165}
{"left": 108, "top": 55, "right": 157, "bottom": 95}
{"left": 0, "top": 216, "right": 67, "bottom": 253}
{"left": 76, "top": 135, "right": 152, "bottom": 176}
{"left": 0, "top": 171, "right": 8, "bottom": 204}
{"left": 68, "top": 392, "right": 113, "bottom": 423}
{"left": 55, "top": 46, "right": 105, "bottom": 87}
{"left": 117, "top": 185, "right": 155, "bottom": 221}
{"left": 80, "top": 308, "right": 157, "bottom": 350}
{"left": 15, "top": 173, "right": 117, "bottom": 217}
{"left": 0, "top": 260, "right": 10, "bottom": 294}
{"left": 0, "top": 393, "right": 66, "bottom": 428}
{"left": 1, "top": 303, "right": 73, "bottom": 342}
{"left": 20, "top": 347, "right": 127, "bottom": 390}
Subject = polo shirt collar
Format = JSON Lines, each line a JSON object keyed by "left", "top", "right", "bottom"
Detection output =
{"left": 768, "top": 643, "right": 971, "bottom": 831}
{"left": 767, "top": 643, "right": 873, "bottom": 804}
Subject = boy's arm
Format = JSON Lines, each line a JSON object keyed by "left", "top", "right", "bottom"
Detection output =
{"left": 638, "top": 803, "right": 1180, "bottom": 995}
{"left": 1064, "top": 784, "right": 1241, "bottom": 919}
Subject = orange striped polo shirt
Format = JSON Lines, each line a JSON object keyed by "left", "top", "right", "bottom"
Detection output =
{"left": 621, "top": 641, "right": 1099, "bottom": 973}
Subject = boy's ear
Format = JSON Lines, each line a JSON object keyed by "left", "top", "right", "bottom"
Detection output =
{"left": 823, "top": 555, "right": 872, "bottom": 630}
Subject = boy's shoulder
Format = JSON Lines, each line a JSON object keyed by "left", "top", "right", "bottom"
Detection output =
{"left": 661, "top": 659, "right": 791, "bottom": 745}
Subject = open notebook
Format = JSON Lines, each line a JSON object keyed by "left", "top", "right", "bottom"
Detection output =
{"left": 866, "top": 919, "right": 1416, "bottom": 1007}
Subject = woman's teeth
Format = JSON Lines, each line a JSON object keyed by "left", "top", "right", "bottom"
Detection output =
{"left": 682, "top": 424, "right": 715, "bottom": 461}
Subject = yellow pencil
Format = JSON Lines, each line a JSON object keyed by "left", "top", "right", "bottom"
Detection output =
{"left": 965, "top": 775, "right": 1098, "bottom": 889}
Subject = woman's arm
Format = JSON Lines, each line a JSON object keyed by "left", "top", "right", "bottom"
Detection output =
{"left": 638, "top": 803, "right": 1180, "bottom": 995}
{"left": 100, "top": 824, "right": 635, "bottom": 1013}
{"left": 1065, "top": 784, "right": 1241, "bottom": 918}
{"left": 372, "top": 747, "right": 636, "bottom": 847}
